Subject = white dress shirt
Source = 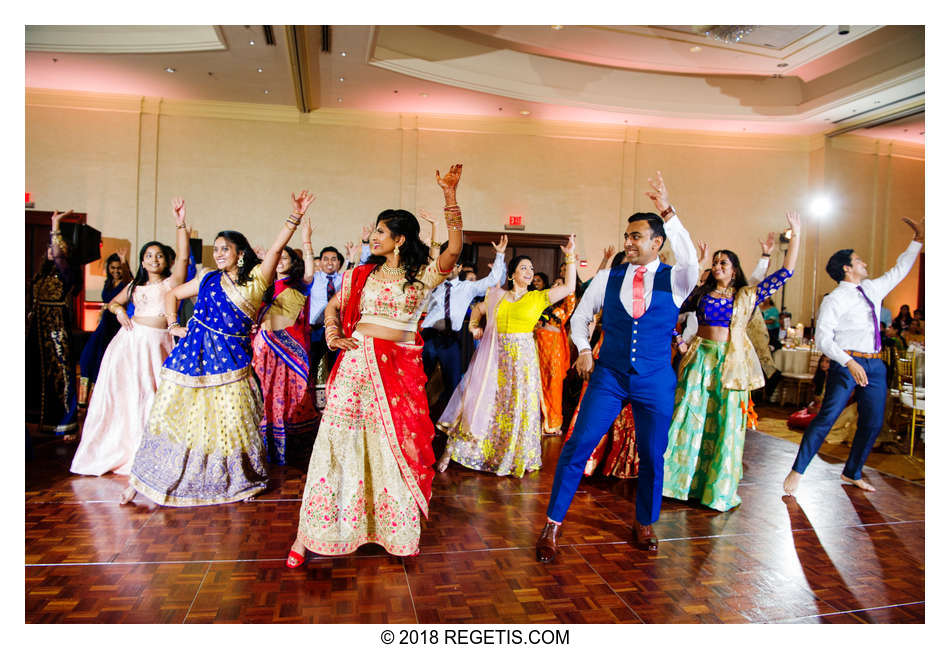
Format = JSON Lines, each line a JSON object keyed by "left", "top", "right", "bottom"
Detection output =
{"left": 815, "top": 240, "right": 922, "bottom": 367}
{"left": 420, "top": 252, "right": 506, "bottom": 331}
{"left": 571, "top": 213, "right": 699, "bottom": 353}
{"left": 308, "top": 244, "right": 371, "bottom": 325}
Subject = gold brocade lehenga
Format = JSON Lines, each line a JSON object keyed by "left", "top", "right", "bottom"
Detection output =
{"left": 296, "top": 260, "right": 450, "bottom": 556}
{"left": 438, "top": 288, "right": 552, "bottom": 477}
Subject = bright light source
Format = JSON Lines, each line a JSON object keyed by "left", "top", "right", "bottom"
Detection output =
{"left": 811, "top": 196, "right": 832, "bottom": 217}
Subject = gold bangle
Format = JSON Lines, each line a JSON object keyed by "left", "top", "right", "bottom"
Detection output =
{"left": 176, "top": 223, "right": 187, "bottom": 230}
{"left": 564, "top": 255, "right": 576, "bottom": 264}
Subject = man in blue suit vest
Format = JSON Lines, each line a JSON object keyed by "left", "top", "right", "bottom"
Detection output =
{"left": 536, "top": 172, "right": 698, "bottom": 560}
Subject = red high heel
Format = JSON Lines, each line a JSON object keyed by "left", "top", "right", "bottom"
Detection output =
{"left": 286, "top": 549, "right": 305, "bottom": 569}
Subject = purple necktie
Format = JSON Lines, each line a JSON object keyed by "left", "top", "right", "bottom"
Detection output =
{"left": 326, "top": 274, "right": 337, "bottom": 302}
{"left": 856, "top": 285, "right": 881, "bottom": 352}
{"left": 444, "top": 281, "right": 452, "bottom": 331}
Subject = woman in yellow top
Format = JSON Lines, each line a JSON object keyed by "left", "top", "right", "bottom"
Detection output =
{"left": 122, "top": 191, "right": 317, "bottom": 507}
{"left": 251, "top": 216, "right": 317, "bottom": 465}
{"left": 438, "top": 240, "right": 576, "bottom": 477}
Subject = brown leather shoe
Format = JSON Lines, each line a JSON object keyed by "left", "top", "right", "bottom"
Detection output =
{"left": 535, "top": 522, "right": 561, "bottom": 563}
{"left": 632, "top": 521, "right": 658, "bottom": 551}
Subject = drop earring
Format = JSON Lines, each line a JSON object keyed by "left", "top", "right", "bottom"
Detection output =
{"left": 394, "top": 243, "right": 401, "bottom": 263}
{"left": 237, "top": 255, "right": 245, "bottom": 268}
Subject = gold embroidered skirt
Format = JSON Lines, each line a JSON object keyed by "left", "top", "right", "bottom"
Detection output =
{"left": 297, "top": 335, "right": 421, "bottom": 556}
{"left": 129, "top": 375, "right": 268, "bottom": 506}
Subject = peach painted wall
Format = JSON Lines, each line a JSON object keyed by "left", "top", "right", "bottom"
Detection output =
{"left": 26, "top": 90, "right": 924, "bottom": 322}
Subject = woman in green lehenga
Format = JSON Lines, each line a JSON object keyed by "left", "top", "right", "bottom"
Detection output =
{"left": 662, "top": 211, "right": 801, "bottom": 511}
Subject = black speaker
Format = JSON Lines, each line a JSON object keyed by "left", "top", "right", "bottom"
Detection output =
{"left": 189, "top": 238, "right": 203, "bottom": 264}
{"left": 60, "top": 222, "right": 102, "bottom": 266}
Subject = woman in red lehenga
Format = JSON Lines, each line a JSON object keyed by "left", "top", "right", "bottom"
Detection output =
{"left": 251, "top": 216, "right": 318, "bottom": 465}
{"left": 563, "top": 251, "right": 639, "bottom": 478}
{"left": 286, "top": 164, "right": 464, "bottom": 565}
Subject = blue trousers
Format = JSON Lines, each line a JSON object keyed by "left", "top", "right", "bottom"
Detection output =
{"left": 422, "top": 330, "right": 464, "bottom": 401}
{"left": 792, "top": 356, "right": 887, "bottom": 480}
{"left": 546, "top": 363, "right": 676, "bottom": 525}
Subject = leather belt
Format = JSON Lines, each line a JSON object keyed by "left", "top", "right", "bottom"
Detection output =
{"left": 846, "top": 350, "right": 883, "bottom": 359}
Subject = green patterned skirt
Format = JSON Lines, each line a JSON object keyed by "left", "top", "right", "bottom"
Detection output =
{"left": 662, "top": 338, "right": 748, "bottom": 511}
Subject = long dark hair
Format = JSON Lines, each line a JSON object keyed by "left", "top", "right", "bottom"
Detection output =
{"left": 682, "top": 249, "right": 748, "bottom": 313}
{"left": 263, "top": 246, "right": 305, "bottom": 304}
{"left": 104, "top": 253, "right": 124, "bottom": 290}
{"left": 215, "top": 231, "right": 260, "bottom": 286}
{"left": 365, "top": 209, "right": 431, "bottom": 290}
{"left": 128, "top": 241, "right": 176, "bottom": 296}
{"left": 506, "top": 255, "right": 533, "bottom": 290}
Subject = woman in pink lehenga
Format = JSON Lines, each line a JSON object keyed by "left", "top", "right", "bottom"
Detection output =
{"left": 70, "top": 199, "right": 191, "bottom": 477}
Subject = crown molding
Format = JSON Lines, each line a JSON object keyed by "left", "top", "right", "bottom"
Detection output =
{"left": 831, "top": 134, "right": 924, "bottom": 160}
{"left": 26, "top": 88, "right": 828, "bottom": 153}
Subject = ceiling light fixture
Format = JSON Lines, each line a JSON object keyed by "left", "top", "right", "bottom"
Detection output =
{"left": 519, "top": 110, "right": 530, "bottom": 116}
{"left": 337, "top": 97, "right": 343, "bottom": 102}
{"left": 341, "top": 51, "right": 347, "bottom": 56}
{"left": 690, "top": 46, "right": 702, "bottom": 53}
{"left": 257, "top": 67, "right": 263, "bottom": 73}
{"left": 264, "top": 89, "right": 269, "bottom": 94}
{"left": 695, "top": 25, "right": 755, "bottom": 43}
{"left": 249, "top": 40, "right": 255, "bottom": 46}
{"left": 338, "top": 76, "right": 344, "bottom": 82}
{"left": 777, "top": 63, "right": 789, "bottom": 68}
{"left": 165, "top": 67, "right": 176, "bottom": 73}
{"left": 551, "top": 25, "right": 564, "bottom": 31}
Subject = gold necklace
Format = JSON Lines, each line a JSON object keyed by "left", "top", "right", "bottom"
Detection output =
{"left": 377, "top": 263, "right": 405, "bottom": 278}
{"left": 712, "top": 286, "right": 734, "bottom": 298}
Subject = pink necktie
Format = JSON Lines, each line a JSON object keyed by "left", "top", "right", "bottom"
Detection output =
{"left": 631, "top": 266, "right": 648, "bottom": 318}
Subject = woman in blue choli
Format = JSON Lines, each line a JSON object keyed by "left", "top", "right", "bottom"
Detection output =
{"left": 78, "top": 251, "right": 132, "bottom": 407}
{"left": 122, "top": 191, "right": 317, "bottom": 506}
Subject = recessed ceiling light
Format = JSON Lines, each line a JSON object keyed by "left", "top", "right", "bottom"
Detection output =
{"left": 777, "top": 63, "right": 788, "bottom": 68}
{"left": 551, "top": 25, "right": 564, "bottom": 31}
{"left": 338, "top": 76, "right": 344, "bottom": 82}
{"left": 341, "top": 51, "right": 347, "bottom": 56}
{"left": 519, "top": 110, "right": 530, "bottom": 116}
{"left": 249, "top": 40, "right": 255, "bottom": 46}
{"left": 393, "top": 90, "right": 399, "bottom": 94}
{"left": 690, "top": 46, "right": 702, "bottom": 53}
{"left": 257, "top": 67, "right": 263, "bottom": 73}
{"left": 165, "top": 67, "right": 176, "bottom": 73}
{"left": 420, "top": 92, "right": 429, "bottom": 98}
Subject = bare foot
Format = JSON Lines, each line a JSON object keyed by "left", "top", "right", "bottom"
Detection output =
{"left": 436, "top": 447, "right": 452, "bottom": 473}
{"left": 841, "top": 475, "right": 876, "bottom": 492}
{"left": 783, "top": 470, "right": 802, "bottom": 496}
{"left": 119, "top": 486, "right": 136, "bottom": 505}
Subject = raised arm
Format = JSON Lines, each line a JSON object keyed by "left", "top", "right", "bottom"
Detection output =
{"left": 260, "top": 191, "right": 316, "bottom": 284}
{"left": 468, "top": 236, "right": 508, "bottom": 295}
{"left": 547, "top": 234, "right": 577, "bottom": 304}
{"left": 418, "top": 209, "right": 440, "bottom": 259}
{"left": 48, "top": 210, "right": 73, "bottom": 274}
{"left": 645, "top": 172, "right": 698, "bottom": 304}
{"left": 435, "top": 164, "right": 463, "bottom": 272}
{"left": 782, "top": 211, "right": 801, "bottom": 273}
{"left": 168, "top": 197, "right": 191, "bottom": 286}
{"left": 597, "top": 245, "right": 615, "bottom": 273}
{"left": 863, "top": 216, "right": 924, "bottom": 298}
{"left": 300, "top": 216, "right": 315, "bottom": 284}
{"left": 747, "top": 233, "right": 772, "bottom": 285}
{"left": 164, "top": 275, "right": 202, "bottom": 337}
{"left": 115, "top": 247, "right": 133, "bottom": 284}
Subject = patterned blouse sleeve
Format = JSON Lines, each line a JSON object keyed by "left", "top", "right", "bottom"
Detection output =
{"left": 418, "top": 258, "right": 452, "bottom": 290}
{"left": 755, "top": 268, "right": 792, "bottom": 306}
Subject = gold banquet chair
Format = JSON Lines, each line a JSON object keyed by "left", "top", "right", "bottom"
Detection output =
{"left": 778, "top": 351, "right": 822, "bottom": 407}
{"left": 893, "top": 351, "right": 925, "bottom": 464}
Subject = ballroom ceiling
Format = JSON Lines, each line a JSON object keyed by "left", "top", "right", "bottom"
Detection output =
{"left": 25, "top": 24, "right": 925, "bottom": 143}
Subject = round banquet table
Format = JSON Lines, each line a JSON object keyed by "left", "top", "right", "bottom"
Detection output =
{"left": 772, "top": 347, "right": 813, "bottom": 375}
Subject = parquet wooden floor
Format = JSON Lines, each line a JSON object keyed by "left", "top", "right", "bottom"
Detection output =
{"left": 25, "top": 428, "right": 924, "bottom": 624}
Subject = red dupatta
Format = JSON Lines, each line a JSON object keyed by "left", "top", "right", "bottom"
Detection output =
{"left": 330, "top": 264, "right": 436, "bottom": 517}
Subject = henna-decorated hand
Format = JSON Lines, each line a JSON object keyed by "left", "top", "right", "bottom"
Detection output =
{"left": 436, "top": 164, "right": 463, "bottom": 193}
{"left": 172, "top": 197, "right": 186, "bottom": 226}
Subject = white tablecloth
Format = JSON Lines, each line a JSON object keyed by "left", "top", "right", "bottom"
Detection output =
{"left": 773, "top": 347, "right": 813, "bottom": 375}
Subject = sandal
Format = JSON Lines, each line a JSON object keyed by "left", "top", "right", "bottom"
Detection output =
{"left": 286, "top": 549, "right": 305, "bottom": 569}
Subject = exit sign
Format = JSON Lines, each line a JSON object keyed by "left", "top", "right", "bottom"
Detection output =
{"left": 505, "top": 214, "right": 525, "bottom": 231}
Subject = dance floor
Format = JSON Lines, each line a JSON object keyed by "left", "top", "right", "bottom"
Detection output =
{"left": 25, "top": 429, "right": 924, "bottom": 624}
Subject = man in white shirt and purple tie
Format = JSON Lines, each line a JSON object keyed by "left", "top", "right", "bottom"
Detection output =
{"left": 784, "top": 216, "right": 924, "bottom": 495}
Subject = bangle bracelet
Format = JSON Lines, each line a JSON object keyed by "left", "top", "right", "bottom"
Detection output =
{"left": 166, "top": 321, "right": 180, "bottom": 331}
{"left": 659, "top": 205, "right": 674, "bottom": 219}
{"left": 176, "top": 224, "right": 187, "bottom": 230}
{"left": 563, "top": 255, "right": 576, "bottom": 264}
{"left": 761, "top": 253, "right": 771, "bottom": 258}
